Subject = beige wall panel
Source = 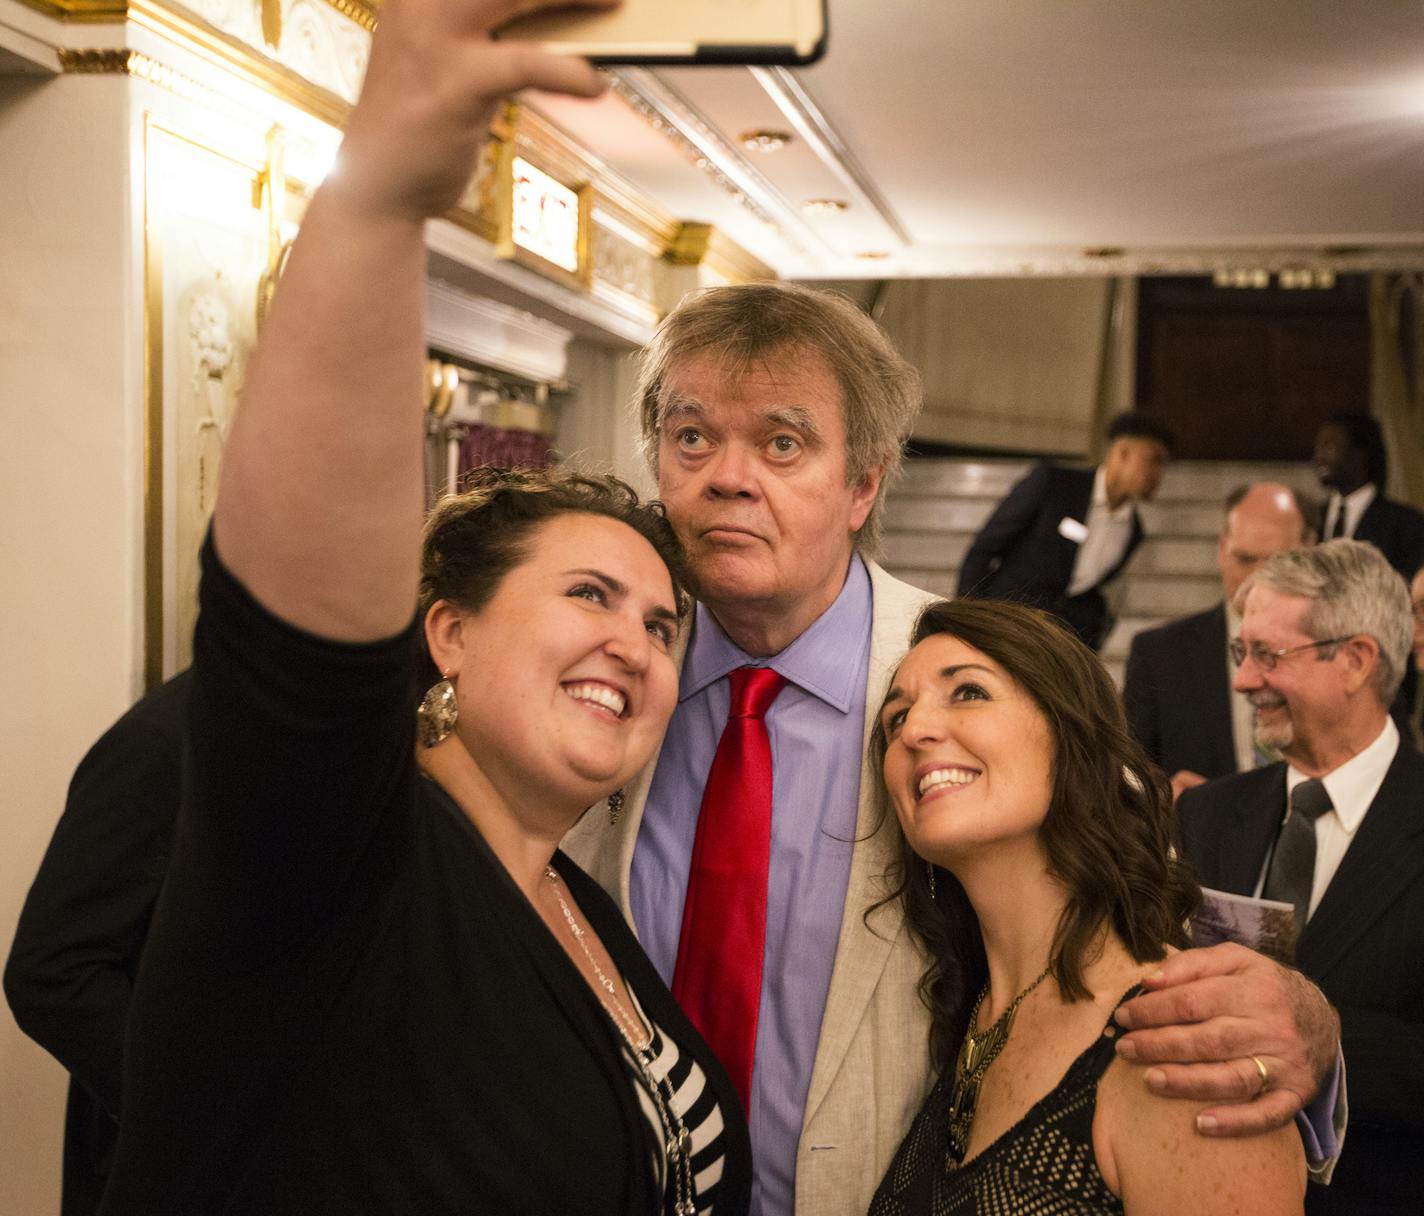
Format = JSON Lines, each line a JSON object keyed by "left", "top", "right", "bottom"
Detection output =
{"left": 559, "top": 340, "right": 653, "bottom": 496}
{"left": 0, "top": 72, "right": 139, "bottom": 1216}
{"left": 878, "top": 277, "right": 1114, "bottom": 457}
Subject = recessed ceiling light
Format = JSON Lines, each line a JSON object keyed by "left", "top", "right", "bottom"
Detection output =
{"left": 739, "top": 129, "right": 794, "bottom": 153}
{"left": 804, "top": 198, "right": 849, "bottom": 214}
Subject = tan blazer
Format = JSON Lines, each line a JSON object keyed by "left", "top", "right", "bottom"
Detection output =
{"left": 563, "top": 561, "right": 939, "bottom": 1216}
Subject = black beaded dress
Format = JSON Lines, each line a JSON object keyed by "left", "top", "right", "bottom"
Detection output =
{"left": 867, "top": 988, "right": 1142, "bottom": 1216}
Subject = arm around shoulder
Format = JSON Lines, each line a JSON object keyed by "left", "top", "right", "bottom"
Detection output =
{"left": 1097, "top": 1056, "right": 1305, "bottom": 1216}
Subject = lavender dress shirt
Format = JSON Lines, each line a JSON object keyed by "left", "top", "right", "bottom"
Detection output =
{"left": 630, "top": 555, "right": 874, "bottom": 1216}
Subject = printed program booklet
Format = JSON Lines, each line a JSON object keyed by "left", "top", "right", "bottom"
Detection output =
{"left": 1192, "top": 887, "right": 1298, "bottom": 965}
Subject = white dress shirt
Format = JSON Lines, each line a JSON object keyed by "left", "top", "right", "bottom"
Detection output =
{"left": 1267, "top": 718, "right": 1399, "bottom": 920}
{"left": 1323, "top": 482, "right": 1378, "bottom": 541}
{"left": 1067, "top": 465, "right": 1136, "bottom": 596}
{"left": 1226, "top": 602, "right": 1261, "bottom": 772}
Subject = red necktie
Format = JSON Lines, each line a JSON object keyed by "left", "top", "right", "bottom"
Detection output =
{"left": 672, "top": 665, "right": 786, "bottom": 1112}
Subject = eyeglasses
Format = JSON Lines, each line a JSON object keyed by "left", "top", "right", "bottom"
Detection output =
{"left": 1228, "top": 636, "right": 1354, "bottom": 671}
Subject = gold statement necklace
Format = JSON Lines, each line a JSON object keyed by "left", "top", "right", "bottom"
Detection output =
{"left": 945, "top": 965, "right": 1053, "bottom": 1164}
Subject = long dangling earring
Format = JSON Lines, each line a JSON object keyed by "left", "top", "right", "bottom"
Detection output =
{"left": 417, "top": 676, "right": 459, "bottom": 748}
{"left": 925, "top": 860, "right": 937, "bottom": 900}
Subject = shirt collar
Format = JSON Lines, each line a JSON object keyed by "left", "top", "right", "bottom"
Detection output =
{"left": 1329, "top": 481, "right": 1378, "bottom": 518}
{"left": 1091, "top": 464, "right": 1135, "bottom": 523}
{"left": 1286, "top": 717, "right": 1399, "bottom": 835}
{"left": 679, "top": 553, "right": 872, "bottom": 714}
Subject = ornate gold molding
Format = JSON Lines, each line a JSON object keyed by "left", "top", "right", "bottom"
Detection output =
{"left": 13, "top": 0, "right": 128, "bottom": 23}
{"left": 665, "top": 222, "right": 713, "bottom": 267}
{"left": 127, "top": 0, "right": 352, "bottom": 127}
{"left": 58, "top": 46, "right": 212, "bottom": 102}
{"left": 17, "top": 0, "right": 377, "bottom": 29}
{"left": 322, "top": 0, "right": 376, "bottom": 33}
{"left": 701, "top": 226, "right": 774, "bottom": 284}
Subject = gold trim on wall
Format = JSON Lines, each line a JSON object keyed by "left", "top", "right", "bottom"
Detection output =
{"left": 59, "top": 47, "right": 217, "bottom": 106}
{"left": 17, "top": 0, "right": 376, "bottom": 29}
{"left": 127, "top": 0, "right": 352, "bottom": 127}
{"left": 12, "top": 0, "right": 128, "bottom": 22}
{"left": 142, "top": 115, "right": 165, "bottom": 690}
{"left": 666, "top": 222, "right": 713, "bottom": 267}
{"left": 321, "top": 0, "right": 376, "bottom": 33}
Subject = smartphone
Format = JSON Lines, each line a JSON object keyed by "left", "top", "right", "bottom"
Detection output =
{"left": 493, "top": 0, "right": 828, "bottom": 67}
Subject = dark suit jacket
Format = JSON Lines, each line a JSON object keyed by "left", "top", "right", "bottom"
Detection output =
{"left": 1323, "top": 490, "right": 1424, "bottom": 581}
{"left": 956, "top": 463, "right": 1144, "bottom": 650}
{"left": 4, "top": 672, "right": 188, "bottom": 1216}
{"left": 1178, "top": 745, "right": 1424, "bottom": 1212}
{"left": 1123, "top": 603, "right": 1238, "bottom": 781}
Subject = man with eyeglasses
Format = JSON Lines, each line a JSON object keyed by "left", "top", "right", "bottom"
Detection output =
{"left": 1124, "top": 482, "right": 1314, "bottom": 800}
{"left": 1179, "top": 538, "right": 1424, "bottom": 1216}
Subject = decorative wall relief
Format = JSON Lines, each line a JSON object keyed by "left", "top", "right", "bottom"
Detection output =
{"left": 183, "top": 287, "right": 239, "bottom": 517}
{"left": 145, "top": 119, "right": 266, "bottom": 685}
{"left": 184, "top": 0, "right": 371, "bottom": 104}
{"left": 591, "top": 222, "right": 657, "bottom": 310}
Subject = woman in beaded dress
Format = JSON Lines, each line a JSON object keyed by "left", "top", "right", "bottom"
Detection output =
{"left": 866, "top": 598, "right": 1305, "bottom": 1216}
{"left": 98, "top": 0, "right": 750, "bottom": 1211}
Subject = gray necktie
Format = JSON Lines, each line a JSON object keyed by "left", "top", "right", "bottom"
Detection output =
{"left": 1262, "top": 779, "right": 1333, "bottom": 929}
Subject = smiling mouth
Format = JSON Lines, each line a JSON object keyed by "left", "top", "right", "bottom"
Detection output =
{"left": 563, "top": 682, "right": 628, "bottom": 719}
{"left": 918, "top": 766, "right": 980, "bottom": 798}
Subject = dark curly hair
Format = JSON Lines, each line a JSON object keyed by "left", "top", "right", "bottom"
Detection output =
{"left": 869, "top": 598, "right": 1200, "bottom": 1071}
{"left": 415, "top": 468, "right": 692, "bottom": 688}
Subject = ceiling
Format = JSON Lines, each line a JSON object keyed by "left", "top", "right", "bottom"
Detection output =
{"left": 529, "top": 0, "right": 1424, "bottom": 279}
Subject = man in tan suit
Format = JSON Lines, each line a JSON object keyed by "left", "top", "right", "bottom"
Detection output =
{"left": 566, "top": 282, "right": 1343, "bottom": 1216}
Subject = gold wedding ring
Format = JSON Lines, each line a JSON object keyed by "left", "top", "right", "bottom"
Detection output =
{"left": 1250, "top": 1054, "right": 1270, "bottom": 1093}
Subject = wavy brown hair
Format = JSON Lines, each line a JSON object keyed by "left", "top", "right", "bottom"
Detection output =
{"left": 869, "top": 598, "right": 1200, "bottom": 1070}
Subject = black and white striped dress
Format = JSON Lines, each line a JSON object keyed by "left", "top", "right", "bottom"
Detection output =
{"left": 624, "top": 989, "right": 729, "bottom": 1214}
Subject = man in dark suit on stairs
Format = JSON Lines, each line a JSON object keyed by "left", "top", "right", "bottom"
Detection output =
{"left": 1313, "top": 413, "right": 1424, "bottom": 581}
{"left": 956, "top": 411, "right": 1173, "bottom": 650}
{"left": 1124, "top": 482, "right": 1314, "bottom": 799}
{"left": 1178, "top": 539, "right": 1424, "bottom": 1215}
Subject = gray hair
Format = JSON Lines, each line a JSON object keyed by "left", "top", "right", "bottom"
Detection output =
{"left": 634, "top": 282, "right": 922, "bottom": 555}
{"left": 1234, "top": 539, "right": 1413, "bottom": 704}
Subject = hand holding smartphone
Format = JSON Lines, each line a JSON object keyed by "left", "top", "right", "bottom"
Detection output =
{"left": 494, "top": 0, "right": 827, "bottom": 67}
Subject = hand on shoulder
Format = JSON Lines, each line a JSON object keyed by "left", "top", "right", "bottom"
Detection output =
{"left": 1095, "top": 1052, "right": 1306, "bottom": 1216}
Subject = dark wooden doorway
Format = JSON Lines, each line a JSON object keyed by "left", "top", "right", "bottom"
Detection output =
{"left": 1135, "top": 275, "right": 1370, "bottom": 461}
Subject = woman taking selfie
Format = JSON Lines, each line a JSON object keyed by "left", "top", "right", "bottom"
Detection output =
{"left": 867, "top": 599, "right": 1305, "bottom": 1216}
{"left": 97, "top": 0, "right": 749, "bottom": 1212}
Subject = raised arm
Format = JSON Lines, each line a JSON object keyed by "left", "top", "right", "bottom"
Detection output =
{"left": 213, "top": 0, "right": 613, "bottom": 642}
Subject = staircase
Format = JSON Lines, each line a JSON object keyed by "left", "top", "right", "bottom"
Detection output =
{"left": 879, "top": 457, "right": 1319, "bottom": 685}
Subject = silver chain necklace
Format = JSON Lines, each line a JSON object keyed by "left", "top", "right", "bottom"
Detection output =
{"left": 544, "top": 866, "right": 697, "bottom": 1216}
